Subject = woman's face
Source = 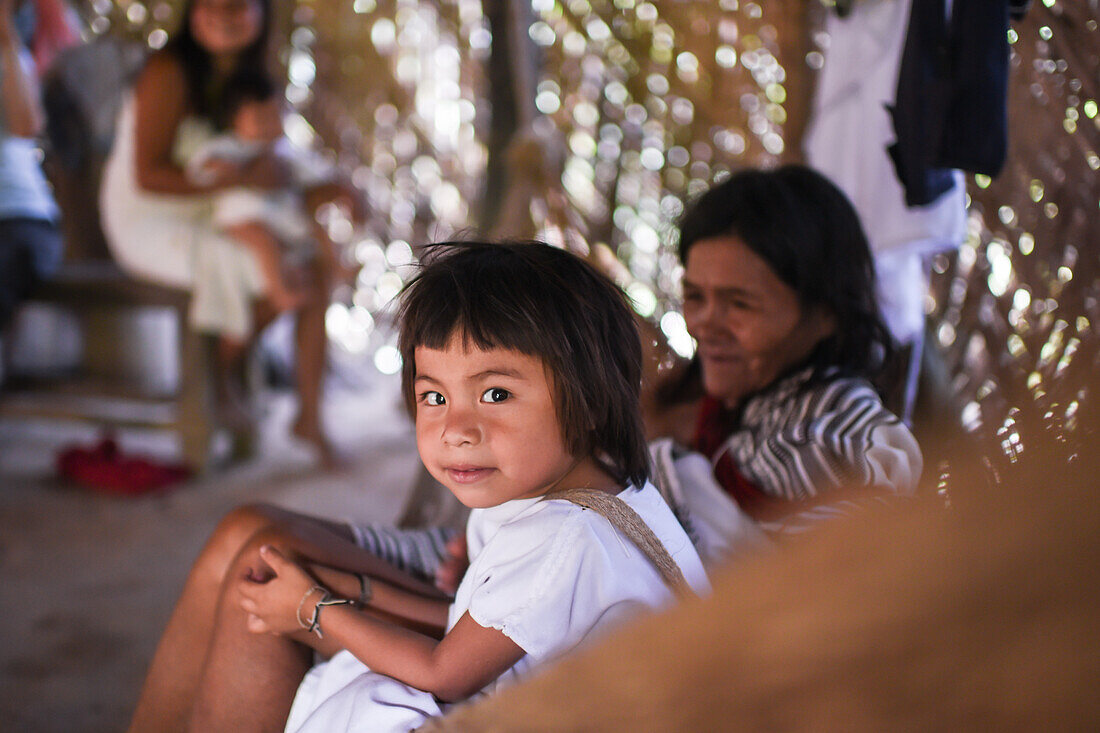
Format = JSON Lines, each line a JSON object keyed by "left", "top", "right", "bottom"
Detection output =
{"left": 681, "top": 236, "right": 836, "bottom": 409}
{"left": 189, "top": 0, "right": 264, "bottom": 58}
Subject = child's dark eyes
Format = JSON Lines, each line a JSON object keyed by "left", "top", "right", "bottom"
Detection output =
{"left": 421, "top": 391, "right": 445, "bottom": 406}
{"left": 418, "top": 388, "right": 509, "bottom": 405}
{"left": 481, "top": 387, "right": 510, "bottom": 403}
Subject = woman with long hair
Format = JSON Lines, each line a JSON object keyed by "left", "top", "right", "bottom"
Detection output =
{"left": 100, "top": 0, "right": 335, "bottom": 461}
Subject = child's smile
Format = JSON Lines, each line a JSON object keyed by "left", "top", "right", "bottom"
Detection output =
{"left": 413, "top": 333, "right": 616, "bottom": 509}
{"left": 443, "top": 465, "right": 495, "bottom": 484}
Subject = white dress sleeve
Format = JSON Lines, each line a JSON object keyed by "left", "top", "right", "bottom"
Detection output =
{"left": 464, "top": 506, "right": 590, "bottom": 659}
{"left": 462, "top": 490, "right": 705, "bottom": 662}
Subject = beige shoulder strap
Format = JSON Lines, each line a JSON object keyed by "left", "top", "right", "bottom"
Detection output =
{"left": 544, "top": 487, "right": 693, "bottom": 598}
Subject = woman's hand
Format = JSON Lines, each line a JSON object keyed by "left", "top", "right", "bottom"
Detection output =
{"left": 237, "top": 545, "right": 317, "bottom": 636}
{"left": 434, "top": 534, "right": 469, "bottom": 595}
{"left": 192, "top": 157, "right": 242, "bottom": 187}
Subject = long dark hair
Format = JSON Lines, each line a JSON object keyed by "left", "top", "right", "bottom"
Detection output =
{"left": 398, "top": 241, "right": 650, "bottom": 489}
{"left": 677, "top": 165, "right": 894, "bottom": 386}
{"left": 163, "top": 0, "right": 274, "bottom": 129}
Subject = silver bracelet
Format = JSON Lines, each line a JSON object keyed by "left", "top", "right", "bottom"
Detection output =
{"left": 310, "top": 594, "right": 355, "bottom": 639}
{"left": 296, "top": 586, "right": 327, "bottom": 632}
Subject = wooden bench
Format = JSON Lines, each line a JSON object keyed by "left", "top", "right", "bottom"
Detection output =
{"left": 1, "top": 261, "right": 220, "bottom": 471}
{"left": 0, "top": 39, "right": 228, "bottom": 472}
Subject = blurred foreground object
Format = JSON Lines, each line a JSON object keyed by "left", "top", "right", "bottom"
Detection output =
{"left": 425, "top": 442, "right": 1100, "bottom": 731}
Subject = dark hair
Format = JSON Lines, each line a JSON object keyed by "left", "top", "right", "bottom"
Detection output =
{"left": 222, "top": 68, "right": 277, "bottom": 125}
{"left": 398, "top": 241, "right": 649, "bottom": 489}
{"left": 164, "top": 0, "right": 274, "bottom": 129}
{"left": 678, "top": 164, "right": 894, "bottom": 384}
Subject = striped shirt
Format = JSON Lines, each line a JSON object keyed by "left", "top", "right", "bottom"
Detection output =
{"left": 651, "top": 369, "right": 922, "bottom": 564}
{"left": 722, "top": 369, "right": 921, "bottom": 504}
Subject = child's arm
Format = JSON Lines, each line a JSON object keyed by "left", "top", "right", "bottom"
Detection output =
{"left": 307, "top": 563, "right": 451, "bottom": 637}
{"left": 319, "top": 607, "right": 523, "bottom": 702}
{"left": 240, "top": 546, "right": 525, "bottom": 702}
{"left": 186, "top": 154, "right": 240, "bottom": 187}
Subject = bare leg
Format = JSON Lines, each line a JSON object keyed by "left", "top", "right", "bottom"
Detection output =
{"left": 212, "top": 298, "right": 283, "bottom": 440}
{"left": 127, "top": 506, "right": 350, "bottom": 733}
{"left": 215, "top": 335, "right": 254, "bottom": 432}
{"left": 291, "top": 262, "right": 334, "bottom": 465}
{"left": 186, "top": 529, "right": 317, "bottom": 732}
{"left": 128, "top": 505, "right": 442, "bottom": 733}
{"left": 188, "top": 515, "right": 455, "bottom": 730}
{"left": 311, "top": 219, "right": 358, "bottom": 290}
{"left": 128, "top": 505, "right": 277, "bottom": 733}
{"left": 227, "top": 222, "right": 308, "bottom": 313}
{"left": 188, "top": 518, "right": 451, "bottom": 730}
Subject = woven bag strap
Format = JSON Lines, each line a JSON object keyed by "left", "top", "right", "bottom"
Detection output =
{"left": 544, "top": 487, "right": 693, "bottom": 597}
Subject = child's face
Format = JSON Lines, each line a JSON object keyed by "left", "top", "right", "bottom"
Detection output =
{"left": 413, "top": 334, "right": 604, "bottom": 509}
{"left": 233, "top": 98, "right": 283, "bottom": 143}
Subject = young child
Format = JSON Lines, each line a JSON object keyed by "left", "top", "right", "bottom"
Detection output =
{"left": 237, "top": 241, "right": 710, "bottom": 731}
{"left": 186, "top": 70, "right": 348, "bottom": 311}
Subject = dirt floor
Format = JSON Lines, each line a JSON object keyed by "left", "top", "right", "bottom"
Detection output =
{"left": 0, "top": 370, "right": 431, "bottom": 732}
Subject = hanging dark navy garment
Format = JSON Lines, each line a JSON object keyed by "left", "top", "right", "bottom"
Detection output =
{"left": 887, "top": 0, "right": 1028, "bottom": 206}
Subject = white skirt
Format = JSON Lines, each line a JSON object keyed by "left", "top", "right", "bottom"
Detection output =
{"left": 285, "top": 650, "right": 447, "bottom": 733}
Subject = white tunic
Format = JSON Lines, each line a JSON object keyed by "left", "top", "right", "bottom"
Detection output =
{"left": 99, "top": 94, "right": 264, "bottom": 340}
{"left": 285, "top": 482, "right": 710, "bottom": 733}
{"left": 803, "top": 0, "right": 967, "bottom": 344}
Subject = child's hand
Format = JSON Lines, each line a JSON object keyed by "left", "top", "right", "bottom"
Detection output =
{"left": 237, "top": 545, "right": 316, "bottom": 636}
{"left": 195, "top": 158, "right": 241, "bottom": 187}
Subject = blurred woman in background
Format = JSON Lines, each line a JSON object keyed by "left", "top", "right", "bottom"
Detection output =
{"left": 99, "top": 0, "right": 335, "bottom": 461}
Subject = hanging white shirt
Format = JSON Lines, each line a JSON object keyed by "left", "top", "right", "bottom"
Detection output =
{"left": 803, "top": 0, "right": 967, "bottom": 343}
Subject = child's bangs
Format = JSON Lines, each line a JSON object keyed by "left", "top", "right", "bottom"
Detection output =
{"left": 401, "top": 260, "right": 558, "bottom": 362}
